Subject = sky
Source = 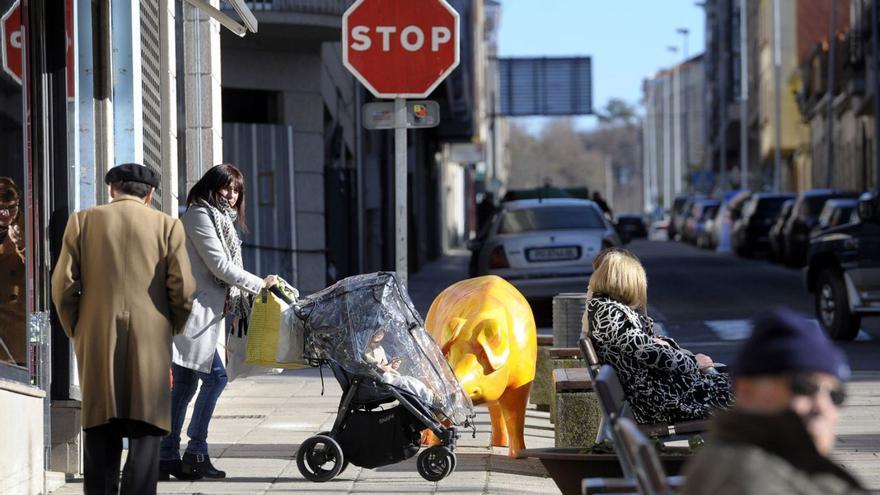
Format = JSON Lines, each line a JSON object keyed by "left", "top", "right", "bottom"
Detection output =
{"left": 497, "top": 0, "right": 706, "bottom": 132}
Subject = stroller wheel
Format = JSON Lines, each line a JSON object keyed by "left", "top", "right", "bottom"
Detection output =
{"left": 417, "top": 445, "right": 456, "bottom": 482}
{"left": 297, "top": 435, "right": 345, "bottom": 482}
{"left": 317, "top": 431, "right": 349, "bottom": 475}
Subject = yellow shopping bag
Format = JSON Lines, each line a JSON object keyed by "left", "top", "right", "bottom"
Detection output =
{"left": 245, "top": 278, "right": 306, "bottom": 368}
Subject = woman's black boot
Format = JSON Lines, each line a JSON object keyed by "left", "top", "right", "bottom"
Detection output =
{"left": 182, "top": 452, "right": 227, "bottom": 479}
{"left": 159, "top": 459, "right": 202, "bottom": 481}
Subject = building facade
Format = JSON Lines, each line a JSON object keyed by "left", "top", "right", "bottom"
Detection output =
{"left": 642, "top": 54, "right": 706, "bottom": 211}
{"left": 0, "top": 0, "right": 254, "bottom": 492}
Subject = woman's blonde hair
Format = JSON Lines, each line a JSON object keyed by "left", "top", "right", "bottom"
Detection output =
{"left": 588, "top": 249, "right": 647, "bottom": 311}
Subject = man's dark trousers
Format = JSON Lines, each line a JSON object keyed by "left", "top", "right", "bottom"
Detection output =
{"left": 83, "top": 419, "right": 163, "bottom": 495}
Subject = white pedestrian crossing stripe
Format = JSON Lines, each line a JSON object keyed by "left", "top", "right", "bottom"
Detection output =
{"left": 705, "top": 319, "right": 872, "bottom": 342}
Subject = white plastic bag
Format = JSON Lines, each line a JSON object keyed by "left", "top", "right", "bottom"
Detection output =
{"left": 224, "top": 322, "right": 280, "bottom": 382}
{"left": 275, "top": 307, "right": 307, "bottom": 367}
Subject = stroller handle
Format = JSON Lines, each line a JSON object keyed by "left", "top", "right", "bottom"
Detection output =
{"left": 268, "top": 285, "right": 296, "bottom": 305}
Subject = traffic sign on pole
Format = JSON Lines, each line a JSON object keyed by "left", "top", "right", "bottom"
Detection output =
{"left": 343, "top": 0, "right": 460, "bottom": 99}
{"left": 343, "top": 0, "right": 461, "bottom": 285}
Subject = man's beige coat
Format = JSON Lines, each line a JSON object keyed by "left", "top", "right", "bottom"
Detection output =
{"left": 51, "top": 196, "right": 195, "bottom": 431}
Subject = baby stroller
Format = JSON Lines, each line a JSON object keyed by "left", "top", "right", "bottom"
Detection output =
{"left": 289, "top": 272, "right": 475, "bottom": 483}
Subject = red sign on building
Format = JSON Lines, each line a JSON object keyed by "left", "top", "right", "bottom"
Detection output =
{"left": 342, "top": 0, "right": 460, "bottom": 99}
{"left": 1, "top": 0, "right": 75, "bottom": 98}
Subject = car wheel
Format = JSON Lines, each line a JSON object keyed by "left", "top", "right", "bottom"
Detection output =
{"left": 815, "top": 269, "right": 861, "bottom": 341}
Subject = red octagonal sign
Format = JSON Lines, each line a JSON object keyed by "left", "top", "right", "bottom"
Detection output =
{"left": 343, "top": 0, "right": 460, "bottom": 99}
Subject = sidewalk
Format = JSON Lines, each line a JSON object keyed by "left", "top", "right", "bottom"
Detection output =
{"left": 52, "top": 252, "right": 560, "bottom": 494}
{"left": 51, "top": 367, "right": 559, "bottom": 495}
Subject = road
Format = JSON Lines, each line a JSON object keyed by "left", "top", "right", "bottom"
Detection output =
{"left": 629, "top": 239, "right": 880, "bottom": 371}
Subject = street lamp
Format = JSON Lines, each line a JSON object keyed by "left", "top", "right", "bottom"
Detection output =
{"left": 677, "top": 27, "right": 690, "bottom": 59}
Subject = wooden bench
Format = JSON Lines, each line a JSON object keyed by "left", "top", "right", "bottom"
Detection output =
{"left": 552, "top": 367, "right": 602, "bottom": 448}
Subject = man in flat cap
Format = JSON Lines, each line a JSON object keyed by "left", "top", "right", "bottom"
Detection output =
{"left": 52, "top": 164, "right": 196, "bottom": 494}
{"left": 683, "top": 308, "right": 866, "bottom": 495}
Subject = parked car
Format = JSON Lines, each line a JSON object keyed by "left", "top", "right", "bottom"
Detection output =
{"left": 811, "top": 198, "right": 858, "bottom": 238}
{"left": 768, "top": 198, "right": 795, "bottom": 262}
{"left": 732, "top": 193, "right": 795, "bottom": 257}
{"left": 709, "top": 190, "right": 751, "bottom": 249}
{"left": 684, "top": 199, "right": 720, "bottom": 245}
{"left": 782, "top": 189, "right": 859, "bottom": 267}
{"left": 466, "top": 199, "right": 621, "bottom": 301}
{"left": 667, "top": 194, "right": 690, "bottom": 241}
{"left": 615, "top": 214, "right": 648, "bottom": 242}
{"left": 697, "top": 202, "right": 723, "bottom": 249}
{"left": 805, "top": 192, "right": 880, "bottom": 340}
{"left": 674, "top": 196, "right": 704, "bottom": 242}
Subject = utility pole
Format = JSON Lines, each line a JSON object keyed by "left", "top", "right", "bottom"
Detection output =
{"left": 677, "top": 27, "right": 690, "bottom": 194}
{"left": 874, "top": 0, "right": 880, "bottom": 192}
{"left": 740, "top": 0, "right": 749, "bottom": 190}
{"left": 826, "top": 0, "right": 838, "bottom": 188}
{"left": 773, "top": 0, "right": 783, "bottom": 191}
{"left": 719, "top": 3, "right": 728, "bottom": 193}
{"left": 670, "top": 46, "right": 682, "bottom": 198}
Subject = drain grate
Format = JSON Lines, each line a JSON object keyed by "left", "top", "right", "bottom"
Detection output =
{"left": 213, "top": 414, "right": 267, "bottom": 420}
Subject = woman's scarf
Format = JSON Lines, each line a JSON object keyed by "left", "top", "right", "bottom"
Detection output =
{"left": 197, "top": 198, "right": 250, "bottom": 321}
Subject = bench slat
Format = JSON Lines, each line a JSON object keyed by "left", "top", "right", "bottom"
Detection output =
{"left": 553, "top": 367, "right": 593, "bottom": 391}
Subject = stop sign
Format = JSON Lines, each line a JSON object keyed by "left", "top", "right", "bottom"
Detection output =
{"left": 343, "top": 0, "right": 460, "bottom": 99}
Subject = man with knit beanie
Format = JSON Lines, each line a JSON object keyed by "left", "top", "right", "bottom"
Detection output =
{"left": 683, "top": 308, "right": 866, "bottom": 495}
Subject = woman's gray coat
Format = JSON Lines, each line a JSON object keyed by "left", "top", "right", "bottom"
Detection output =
{"left": 172, "top": 205, "right": 263, "bottom": 373}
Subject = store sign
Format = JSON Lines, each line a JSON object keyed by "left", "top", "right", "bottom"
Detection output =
{"left": 1, "top": 0, "right": 75, "bottom": 98}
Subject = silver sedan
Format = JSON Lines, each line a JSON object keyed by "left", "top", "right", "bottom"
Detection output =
{"left": 468, "top": 199, "right": 621, "bottom": 300}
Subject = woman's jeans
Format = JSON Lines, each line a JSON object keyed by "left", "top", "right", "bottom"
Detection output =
{"left": 160, "top": 351, "right": 228, "bottom": 460}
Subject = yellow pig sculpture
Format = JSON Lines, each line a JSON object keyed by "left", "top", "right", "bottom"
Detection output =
{"left": 425, "top": 275, "right": 537, "bottom": 458}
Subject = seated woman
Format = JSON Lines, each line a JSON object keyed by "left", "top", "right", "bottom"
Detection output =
{"left": 585, "top": 249, "right": 733, "bottom": 424}
{"left": 364, "top": 327, "right": 439, "bottom": 407}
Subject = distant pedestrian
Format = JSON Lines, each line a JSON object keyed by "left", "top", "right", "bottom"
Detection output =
{"left": 51, "top": 164, "right": 196, "bottom": 495}
{"left": 585, "top": 249, "right": 733, "bottom": 424}
{"left": 683, "top": 309, "right": 865, "bottom": 495}
{"left": 476, "top": 192, "right": 496, "bottom": 233}
{"left": 0, "top": 177, "right": 26, "bottom": 366}
{"left": 159, "top": 164, "right": 278, "bottom": 481}
{"left": 592, "top": 191, "right": 613, "bottom": 219}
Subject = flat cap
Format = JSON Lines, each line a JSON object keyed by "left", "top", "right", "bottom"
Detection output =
{"left": 733, "top": 308, "right": 850, "bottom": 381}
{"left": 105, "top": 163, "right": 160, "bottom": 189}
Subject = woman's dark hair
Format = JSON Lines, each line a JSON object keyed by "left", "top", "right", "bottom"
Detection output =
{"left": 186, "top": 164, "right": 247, "bottom": 229}
{"left": 0, "top": 177, "right": 20, "bottom": 203}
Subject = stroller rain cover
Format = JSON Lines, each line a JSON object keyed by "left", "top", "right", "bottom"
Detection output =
{"left": 294, "top": 272, "right": 474, "bottom": 426}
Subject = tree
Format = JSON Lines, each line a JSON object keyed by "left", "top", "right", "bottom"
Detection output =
{"left": 596, "top": 98, "right": 637, "bottom": 127}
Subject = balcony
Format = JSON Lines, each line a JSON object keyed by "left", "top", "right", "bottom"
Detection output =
{"left": 220, "top": 0, "right": 355, "bottom": 41}
{"left": 230, "top": 0, "right": 353, "bottom": 16}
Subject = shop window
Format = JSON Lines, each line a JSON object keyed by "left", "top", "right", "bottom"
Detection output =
{"left": 0, "top": 0, "right": 27, "bottom": 371}
{"left": 222, "top": 88, "right": 281, "bottom": 124}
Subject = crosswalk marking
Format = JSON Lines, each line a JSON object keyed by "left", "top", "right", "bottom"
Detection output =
{"left": 705, "top": 319, "right": 872, "bottom": 342}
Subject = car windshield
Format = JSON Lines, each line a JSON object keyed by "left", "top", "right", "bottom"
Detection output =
{"left": 498, "top": 206, "right": 605, "bottom": 234}
{"left": 806, "top": 196, "right": 833, "bottom": 217}
{"left": 755, "top": 197, "right": 790, "bottom": 218}
{"left": 703, "top": 205, "right": 720, "bottom": 219}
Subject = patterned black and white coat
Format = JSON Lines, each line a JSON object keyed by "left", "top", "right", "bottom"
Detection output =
{"left": 587, "top": 294, "right": 733, "bottom": 424}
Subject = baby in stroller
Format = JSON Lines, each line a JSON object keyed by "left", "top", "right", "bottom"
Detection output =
{"left": 363, "top": 327, "right": 440, "bottom": 407}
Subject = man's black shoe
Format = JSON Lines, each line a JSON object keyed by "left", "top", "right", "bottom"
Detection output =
{"left": 182, "top": 452, "right": 226, "bottom": 479}
{"left": 159, "top": 459, "right": 202, "bottom": 481}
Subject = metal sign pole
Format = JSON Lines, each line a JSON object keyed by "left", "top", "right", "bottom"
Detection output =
{"left": 394, "top": 97, "right": 408, "bottom": 286}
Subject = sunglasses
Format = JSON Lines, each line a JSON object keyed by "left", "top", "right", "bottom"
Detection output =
{"left": 791, "top": 374, "right": 846, "bottom": 406}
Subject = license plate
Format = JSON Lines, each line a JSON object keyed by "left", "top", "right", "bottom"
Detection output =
{"left": 527, "top": 246, "right": 579, "bottom": 262}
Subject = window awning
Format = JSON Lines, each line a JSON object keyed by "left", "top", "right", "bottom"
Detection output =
{"left": 184, "top": 0, "right": 258, "bottom": 37}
